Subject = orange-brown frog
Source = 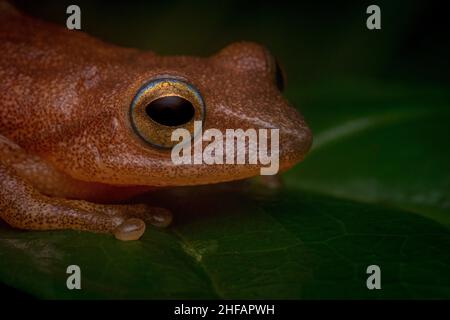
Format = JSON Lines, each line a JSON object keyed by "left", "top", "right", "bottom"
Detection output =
{"left": 0, "top": 2, "right": 312, "bottom": 240}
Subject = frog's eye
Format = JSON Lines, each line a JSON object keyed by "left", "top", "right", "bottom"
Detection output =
{"left": 130, "top": 78, "right": 205, "bottom": 148}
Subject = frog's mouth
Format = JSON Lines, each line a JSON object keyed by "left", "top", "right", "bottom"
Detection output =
{"left": 40, "top": 121, "right": 310, "bottom": 203}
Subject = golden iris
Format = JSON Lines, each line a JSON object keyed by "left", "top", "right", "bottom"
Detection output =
{"left": 130, "top": 78, "right": 205, "bottom": 148}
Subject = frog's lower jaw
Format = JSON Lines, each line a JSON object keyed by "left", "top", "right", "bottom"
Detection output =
{"left": 0, "top": 134, "right": 171, "bottom": 241}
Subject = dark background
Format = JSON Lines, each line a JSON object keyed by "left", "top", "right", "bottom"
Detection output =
{"left": 2, "top": 0, "right": 449, "bottom": 299}
{"left": 12, "top": 0, "right": 450, "bottom": 86}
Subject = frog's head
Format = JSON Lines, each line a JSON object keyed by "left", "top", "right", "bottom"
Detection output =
{"left": 54, "top": 42, "right": 312, "bottom": 187}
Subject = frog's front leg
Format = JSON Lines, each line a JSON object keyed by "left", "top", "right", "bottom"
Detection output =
{"left": 0, "top": 135, "right": 172, "bottom": 241}
{"left": 61, "top": 200, "right": 172, "bottom": 240}
{"left": 0, "top": 162, "right": 171, "bottom": 240}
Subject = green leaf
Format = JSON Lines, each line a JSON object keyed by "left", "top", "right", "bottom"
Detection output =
{"left": 1, "top": 185, "right": 450, "bottom": 299}
{"left": 287, "top": 82, "right": 450, "bottom": 228}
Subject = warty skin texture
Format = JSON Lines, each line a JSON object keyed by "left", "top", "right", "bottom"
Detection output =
{"left": 0, "top": 2, "right": 312, "bottom": 240}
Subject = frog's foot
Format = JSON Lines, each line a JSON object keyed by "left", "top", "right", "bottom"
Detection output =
{"left": 0, "top": 162, "right": 171, "bottom": 241}
{"left": 67, "top": 201, "right": 172, "bottom": 240}
{"left": 96, "top": 203, "right": 172, "bottom": 228}
{"left": 62, "top": 201, "right": 173, "bottom": 240}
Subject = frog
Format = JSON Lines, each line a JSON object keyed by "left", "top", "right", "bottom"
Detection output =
{"left": 0, "top": 2, "right": 312, "bottom": 240}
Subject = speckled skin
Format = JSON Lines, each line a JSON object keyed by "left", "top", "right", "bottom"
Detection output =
{"left": 0, "top": 2, "right": 312, "bottom": 240}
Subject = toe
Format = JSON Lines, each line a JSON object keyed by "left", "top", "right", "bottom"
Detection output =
{"left": 113, "top": 218, "right": 146, "bottom": 241}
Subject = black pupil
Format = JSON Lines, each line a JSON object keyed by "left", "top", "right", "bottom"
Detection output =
{"left": 145, "top": 96, "right": 195, "bottom": 126}
{"left": 275, "top": 60, "right": 285, "bottom": 92}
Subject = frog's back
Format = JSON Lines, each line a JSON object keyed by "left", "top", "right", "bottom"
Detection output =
{"left": 0, "top": 1, "right": 142, "bottom": 149}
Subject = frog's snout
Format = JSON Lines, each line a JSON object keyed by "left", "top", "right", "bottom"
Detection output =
{"left": 277, "top": 106, "right": 313, "bottom": 171}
